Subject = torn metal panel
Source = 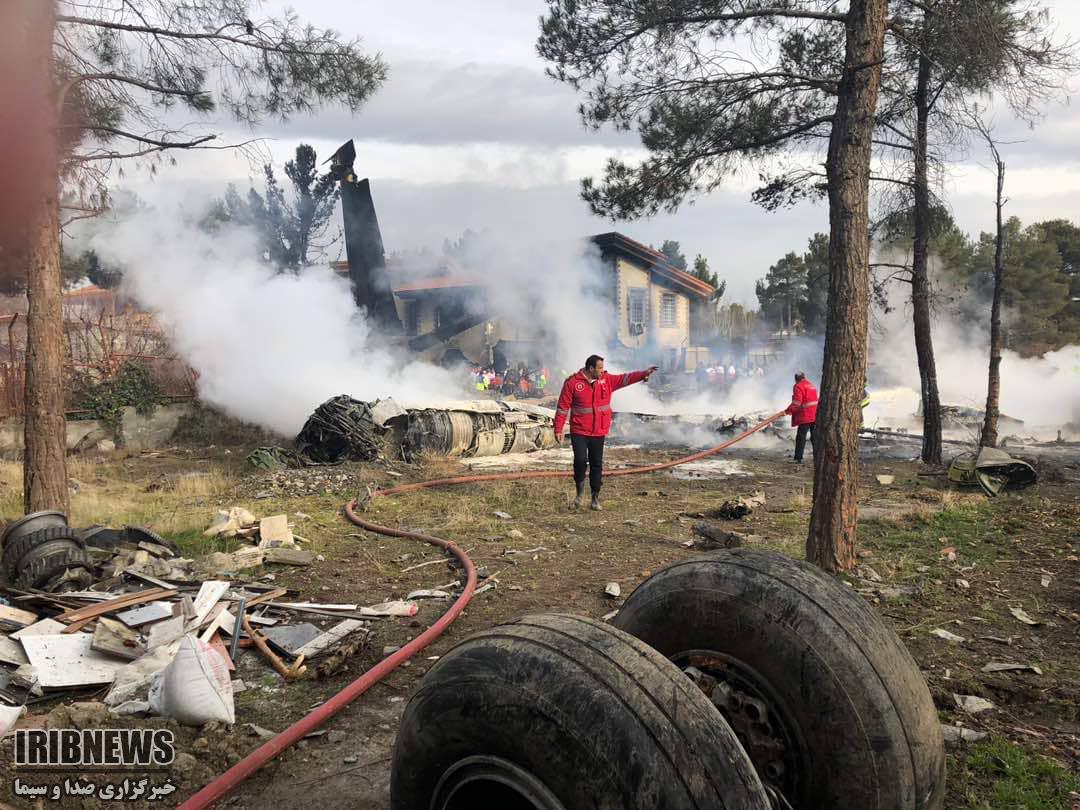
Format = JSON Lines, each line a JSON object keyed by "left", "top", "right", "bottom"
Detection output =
{"left": 948, "top": 447, "right": 1037, "bottom": 496}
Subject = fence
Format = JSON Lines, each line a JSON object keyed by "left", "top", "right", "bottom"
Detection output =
{"left": 0, "top": 308, "right": 197, "bottom": 419}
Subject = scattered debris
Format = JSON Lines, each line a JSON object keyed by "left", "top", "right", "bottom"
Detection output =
{"left": 492, "top": 511, "right": 513, "bottom": 521}
{"left": 1009, "top": 606, "right": 1043, "bottom": 626}
{"left": 261, "top": 624, "right": 323, "bottom": 657}
{"left": 857, "top": 565, "right": 884, "bottom": 583}
{"left": 955, "top": 579, "right": 970, "bottom": 590}
{"left": 691, "top": 523, "right": 751, "bottom": 549}
{"left": 204, "top": 507, "right": 258, "bottom": 538}
{"left": 931, "top": 628, "right": 967, "bottom": 643}
{"left": 604, "top": 582, "right": 621, "bottom": 598}
{"left": 705, "top": 491, "right": 767, "bottom": 520}
{"left": 948, "top": 447, "right": 1037, "bottom": 497}
{"left": 953, "top": 694, "right": 995, "bottom": 714}
{"left": 875, "top": 474, "right": 895, "bottom": 485}
{"left": 1040, "top": 573, "right": 1052, "bottom": 588}
{"left": 258, "top": 515, "right": 295, "bottom": 549}
{"left": 981, "top": 662, "right": 1043, "bottom": 675}
{"left": 0, "top": 704, "right": 24, "bottom": 736}
{"left": 405, "top": 589, "right": 452, "bottom": 600}
{"left": 941, "top": 724, "right": 988, "bottom": 744}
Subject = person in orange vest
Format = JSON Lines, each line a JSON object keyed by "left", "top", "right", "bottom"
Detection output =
{"left": 786, "top": 371, "right": 819, "bottom": 463}
{"left": 554, "top": 354, "right": 657, "bottom": 510}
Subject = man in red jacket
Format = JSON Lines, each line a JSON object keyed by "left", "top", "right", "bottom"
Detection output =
{"left": 555, "top": 354, "right": 657, "bottom": 510}
{"left": 786, "top": 371, "right": 819, "bottom": 463}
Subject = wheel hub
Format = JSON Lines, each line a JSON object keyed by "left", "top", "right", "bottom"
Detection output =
{"left": 674, "top": 651, "right": 802, "bottom": 808}
{"left": 432, "top": 755, "right": 567, "bottom": 810}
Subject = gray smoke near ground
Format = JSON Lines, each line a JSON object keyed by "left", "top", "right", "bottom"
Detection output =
{"left": 867, "top": 255, "right": 1080, "bottom": 440}
{"left": 87, "top": 204, "right": 466, "bottom": 435}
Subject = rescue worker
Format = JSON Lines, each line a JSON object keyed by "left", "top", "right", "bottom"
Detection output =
{"left": 554, "top": 355, "right": 657, "bottom": 510}
{"left": 786, "top": 371, "right": 818, "bottom": 463}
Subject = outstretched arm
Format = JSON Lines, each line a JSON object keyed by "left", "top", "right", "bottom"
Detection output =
{"left": 610, "top": 366, "right": 658, "bottom": 391}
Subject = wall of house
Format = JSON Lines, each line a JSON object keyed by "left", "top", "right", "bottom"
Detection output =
{"left": 615, "top": 258, "right": 651, "bottom": 350}
{"left": 650, "top": 283, "right": 690, "bottom": 350}
{"left": 613, "top": 257, "right": 692, "bottom": 353}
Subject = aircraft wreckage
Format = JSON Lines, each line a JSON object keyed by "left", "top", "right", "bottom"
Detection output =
{"left": 246, "top": 396, "right": 774, "bottom": 468}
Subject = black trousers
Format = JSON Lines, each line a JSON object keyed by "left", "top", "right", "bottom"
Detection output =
{"left": 570, "top": 434, "right": 605, "bottom": 493}
{"left": 795, "top": 423, "right": 815, "bottom": 462}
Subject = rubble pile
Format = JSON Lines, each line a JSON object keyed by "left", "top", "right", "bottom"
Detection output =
{"left": 0, "top": 508, "right": 437, "bottom": 732}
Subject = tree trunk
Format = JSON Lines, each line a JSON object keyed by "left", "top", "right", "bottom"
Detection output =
{"left": 807, "top": 0, "right": 888, "bottom": 573}
{"left": 911, "top": 52, "right": 943, "bottom": 465}
{"left": 981, "top": 156, "right": 1006, "bottom": 447}
{"left": 16, "top": 2, "right": 69, "bottom": 514}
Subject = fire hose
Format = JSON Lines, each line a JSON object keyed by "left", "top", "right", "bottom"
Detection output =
{"left": 179, "top": 410, "right": 786, "bottom": 808}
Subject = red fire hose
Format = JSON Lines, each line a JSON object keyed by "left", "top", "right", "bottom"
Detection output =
{"left": 179, "top": 411, "right": 785, "bottom": 808}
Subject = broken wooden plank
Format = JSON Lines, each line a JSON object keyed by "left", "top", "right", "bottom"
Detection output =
{"left": 91, "top": 617, "right": 146, "bottom": 661}
{"left": 0, "top": 605, "right": 39, "bottom": 631}
{"left": 262, "top": 547, "right": 313, "bottom": 566}
{"left": 145, "top": 615, "right": 185, "bottom": 651}
{"left": 20, "top": 634, "right": 126, "bottom": 689}
{"left": 238, "top": 587, "right": 288, "bottom": 609}
{"left": 257, "top": 514, "right": 294, "bottom": 549}
{"left": 57, "top": 587, "right": 175, "bottom": 625}
{"left": 293, "top": 620, "right": 366, "bottom": 659}
{"left": 116, "top": 602, "right": 174, "bottom": 627}
{"left": 198, "top": 606, "right": 233, "bottom": 643}
{"left": 190, "top": 581, "right": 230, "bottom": 626}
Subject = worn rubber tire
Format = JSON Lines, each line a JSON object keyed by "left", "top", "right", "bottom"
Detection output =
{"left": 2, "top": 526, "right": 85, "bottom": 580}
{"left": 14, "top": 547, "right": 95, "bottom": 591}
{"left": 613, "top": 549, "right": 946, "bottom": 810}
{"left": 391, "top": 613, "right": 771, "bottom": 810}
{"left": 122, "top": 526, "right": 179, "bottom": 554}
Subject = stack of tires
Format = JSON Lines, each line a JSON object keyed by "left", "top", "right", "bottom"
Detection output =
{"left": 0, "top": 511, "right": 94, "bottom": 592}
{"left": 391, "top": 549, "right": 946, "bottom": 810}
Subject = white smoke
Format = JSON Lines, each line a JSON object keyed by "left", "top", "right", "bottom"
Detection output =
{"left": 867, "top": 273, "right": 1080, "bottom": 439}
{"left": 88, "top": 204, "right": 464, "bottom": 435}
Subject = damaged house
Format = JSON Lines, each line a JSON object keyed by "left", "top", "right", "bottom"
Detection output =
{"left": 327, "top": 140, "right": 719, "bottom": 371}
{"left": 360, "top": 233, "right": 719, "bottom": 371}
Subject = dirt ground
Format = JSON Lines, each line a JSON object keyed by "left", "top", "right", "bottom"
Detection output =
{"left": 1, "top": 440, "right": 1078, "bottom": 809}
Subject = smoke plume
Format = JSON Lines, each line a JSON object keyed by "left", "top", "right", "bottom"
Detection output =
{"left": 89, "top": 204, "right": 464, "bottom": 435}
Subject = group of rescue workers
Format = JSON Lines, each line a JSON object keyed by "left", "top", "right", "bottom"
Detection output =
{"left": 554, "top": 355, "right": 819, "bottom": 511}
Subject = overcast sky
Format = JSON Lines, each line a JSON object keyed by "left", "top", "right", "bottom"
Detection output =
{"left": 124, "top": 1, "right": 1080, "bottom": 304}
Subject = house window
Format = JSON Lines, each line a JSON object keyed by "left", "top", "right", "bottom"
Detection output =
{"left": 403, "top": 301, "right": 420, "bottom": 336}
{"left": 660, "top": 292, "right": 677, "bottom": 327}
{"left": 628, "top": 288, "right": 647, "bottom": 334}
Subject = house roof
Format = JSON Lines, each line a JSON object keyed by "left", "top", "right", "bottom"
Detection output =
{"left": 590, "top": 232, "right": 717, "bottom": 299}
{"left": 392, "top": 275, "right": 484, "bottom": 297}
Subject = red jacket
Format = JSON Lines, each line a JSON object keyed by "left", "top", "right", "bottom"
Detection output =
{"left": 555, "top": 368, "right": 649, "bottom": 437}
{"left": 787, "top": 378, "right": 819, "bottom": 426}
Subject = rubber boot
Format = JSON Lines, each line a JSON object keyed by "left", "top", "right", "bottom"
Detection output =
{"left": 572, "top": 480, "right": 586, "bottom": 509}
{"left": 590, "top": 491, "right": 602, "bottom": 511}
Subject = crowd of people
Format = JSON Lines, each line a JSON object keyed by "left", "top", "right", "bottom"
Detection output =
{"left": 694, "top": 361, "right": 766, "bottom": 391}
{"left": 469, "top": 362, "right": 551, "bottom": 398}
